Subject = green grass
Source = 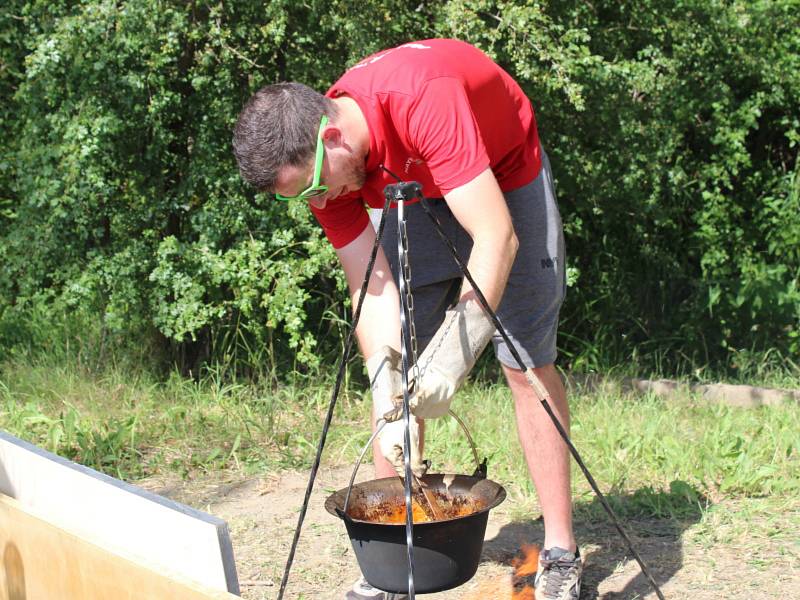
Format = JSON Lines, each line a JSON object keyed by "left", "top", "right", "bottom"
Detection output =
{"left": 1, "top": 354, "right": 798, "bottom": 559}
{"left": 0, "top": 358, "right": 370, "bottom": 480}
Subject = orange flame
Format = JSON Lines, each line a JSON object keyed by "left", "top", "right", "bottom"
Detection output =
{"left": 511, "top": 544, "right": 540, "bottom": 600}
{"left": 461, "top": 544, "right": 540, "bottom": 600}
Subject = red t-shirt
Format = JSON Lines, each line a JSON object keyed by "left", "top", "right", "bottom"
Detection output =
{"left": 312, "top": 39, "right": 541, "bottom": 248}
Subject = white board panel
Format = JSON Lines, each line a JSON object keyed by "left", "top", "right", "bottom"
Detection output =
{"left": 0, "top": 431, "right": 239, "bottom": 595}
{"left": 1, "top": 493, "right": 240, "bottom": 599}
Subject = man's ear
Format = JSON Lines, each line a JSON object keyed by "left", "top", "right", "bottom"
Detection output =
{"left": 320, "top": 124, "right": 343, "bottom": 147}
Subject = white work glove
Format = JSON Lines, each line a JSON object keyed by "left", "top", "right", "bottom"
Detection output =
{"left": 366, "top": 346, "right": 427, "bottom": 479}
{"left": 409, "top": 299, "right": 495, "bottom": 419}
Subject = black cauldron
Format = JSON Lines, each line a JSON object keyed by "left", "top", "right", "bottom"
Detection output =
{"left": 325, "top": 473, "right": 506, "bottom": 594}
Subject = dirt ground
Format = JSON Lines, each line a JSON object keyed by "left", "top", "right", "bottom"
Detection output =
{"left": 140, "top": 466, "right": 797, "bottom": 600}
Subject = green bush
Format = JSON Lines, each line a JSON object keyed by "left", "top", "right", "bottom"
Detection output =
{"left": 1, "top": 0, "right": 798, "bottom": 377}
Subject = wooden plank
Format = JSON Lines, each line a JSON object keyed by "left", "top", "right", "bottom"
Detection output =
{"left": 0, "top": 432, "right": 239, "bottom": 594}
{"left": 0, "top": 493, "right": 239, "bottom": 600}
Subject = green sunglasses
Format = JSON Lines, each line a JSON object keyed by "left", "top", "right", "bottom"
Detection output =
{"left": 274, "top": 115, "right": 329, "bottom": 201}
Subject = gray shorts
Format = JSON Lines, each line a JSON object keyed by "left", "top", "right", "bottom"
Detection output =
{"left": 377, "top": 150, "right": 566, "bottom": 369}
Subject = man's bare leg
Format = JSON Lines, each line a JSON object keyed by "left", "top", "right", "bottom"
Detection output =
{"left": 503, "top": 362, "right": 575, "bottom": 551}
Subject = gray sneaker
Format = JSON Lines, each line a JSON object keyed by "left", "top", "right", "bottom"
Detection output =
{"left": 345, "top": 577, "right": 408, "bottom": 600}
{"left": 534, "top": 547, "right": 582, "bottom": 600}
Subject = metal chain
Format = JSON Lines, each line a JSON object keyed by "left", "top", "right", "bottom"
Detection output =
{"left": 396, "top": 193, "right": 417, "bottom": 600}
{"left": 399, "top": 209, "right": 421, "bottom": 389}
{"left": 380, "top": 170, "right": 427, "bottom": 600}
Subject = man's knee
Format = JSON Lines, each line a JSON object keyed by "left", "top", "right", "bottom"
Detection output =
{"left": 501, "top": 361, "right": 556, "bottom": 380}
{"left": 531, "top": 363, "right": 557, "bottom": 376}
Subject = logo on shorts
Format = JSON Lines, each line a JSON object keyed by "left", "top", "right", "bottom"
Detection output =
{"left": 541, "top": 256, "right": 559, "bottom": 269}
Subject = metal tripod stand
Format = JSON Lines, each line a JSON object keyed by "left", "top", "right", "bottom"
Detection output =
{"left": 278, "top": 177, "right": 666, "bottom": 600}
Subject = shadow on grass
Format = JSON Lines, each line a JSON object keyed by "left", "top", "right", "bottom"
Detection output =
{"left": 480, "top": 480, "right": 708, "bottom": 599}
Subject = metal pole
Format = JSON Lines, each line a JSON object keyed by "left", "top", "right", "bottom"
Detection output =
{"left": 393, "top": 185, "right": 417, "bottom": 600}
{"left": 416, "top": 195, "right": 666, "bottom": 600}
{"left": 377, "top": 177, "right": 667, "bottom": 600}
{"left": 277, "top": 195, "right": 393, "bottom": 600}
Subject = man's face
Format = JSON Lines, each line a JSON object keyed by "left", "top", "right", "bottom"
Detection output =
{"left": 273, "top": 126, "right": 366, "bottom": 210}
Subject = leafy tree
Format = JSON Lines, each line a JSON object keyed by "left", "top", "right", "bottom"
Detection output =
{"left": 1, "top": 0, "right": 797, "bottom": 376}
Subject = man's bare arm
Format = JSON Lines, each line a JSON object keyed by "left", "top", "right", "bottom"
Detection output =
{"left": 443, "top": 167, "right": 518, "bottom": 310}
{"left": 336, "top": 223, "right": 426, "bottom": 476}
{"left": 335, "top": 223, "right": 401, "bottom": 359}
{"left": 406, "top": 167, "right": 518, "bottom": 419}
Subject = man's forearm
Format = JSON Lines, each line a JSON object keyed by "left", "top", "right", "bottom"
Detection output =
{"left": 459, "top": 230, "right": 518, "bottom": 310}
{"left": 352, "top": 280, "right": 401, "bottom": 360}
{"left": 444, "top": 167, "right": 519, "bottom": 311}
{"left": 335, "top": 224, "right": 401, "bottom": 360}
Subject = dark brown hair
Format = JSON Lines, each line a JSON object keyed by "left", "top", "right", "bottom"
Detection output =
{"left": 232, "top": 82, "right": 338, "bottom": 192}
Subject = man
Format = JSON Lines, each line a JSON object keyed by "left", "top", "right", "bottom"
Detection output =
{"left": 233, "top": 39, "right": 580, "bottom": 600}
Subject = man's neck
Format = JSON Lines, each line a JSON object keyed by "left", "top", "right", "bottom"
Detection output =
{"left": 332, "top": 95, "right": 370, "bottom": 161}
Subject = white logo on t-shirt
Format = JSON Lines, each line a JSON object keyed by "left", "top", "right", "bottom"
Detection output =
{"left": 349, "top": 43, "right": 431, "bottom": 71}
{"left": 404, "top": 157, "right": 424, "bottom": 174}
